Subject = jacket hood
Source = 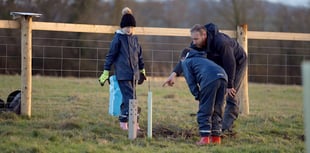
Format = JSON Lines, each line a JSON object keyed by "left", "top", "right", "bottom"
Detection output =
{"left": 115, "top": 29, "right": 134, "bottom": 35}
{"left": 204, "top": 23, "right": 219, "bottom": 37}
{"left": 116, "top": 29, "right": 126, "bottom": 35}
{"left": 185, "top": 49, "right": 206, "bottom": 59}
{"left": 204, "top": 23, "right": 219, "bottom": 52}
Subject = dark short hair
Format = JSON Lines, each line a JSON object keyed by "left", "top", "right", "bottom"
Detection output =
{"left": 190, "top": 24, "right": 206, "bottom": 35}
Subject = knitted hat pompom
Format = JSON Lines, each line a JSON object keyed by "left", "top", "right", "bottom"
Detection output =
{"left": 122, "top": 7, "right": 133, "bottom": 15}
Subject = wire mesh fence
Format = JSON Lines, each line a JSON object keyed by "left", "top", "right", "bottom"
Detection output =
{"left": 0, "top": 33, "right": 309, "bottom": 120}
{"left": 1, "top": 35, "right": 310, "bottom": 84}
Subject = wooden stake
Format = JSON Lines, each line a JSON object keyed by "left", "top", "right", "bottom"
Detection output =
{"left": 128, "top": 99, "right": 138, "bottom": 140}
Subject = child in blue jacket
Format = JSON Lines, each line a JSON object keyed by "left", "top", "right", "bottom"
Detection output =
{"left": 99, "top": 7, "right": 146, "bottom": 130}
{"left": 181, "top": 48, "right": 227, "bottom": 145}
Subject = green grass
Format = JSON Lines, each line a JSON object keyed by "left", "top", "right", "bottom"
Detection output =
{"left": 0, "top": 75, "right": 305, "bottom": 153}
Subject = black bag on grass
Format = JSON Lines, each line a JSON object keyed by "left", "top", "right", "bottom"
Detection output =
{"left": 6, "top": 90, "right": 21, "bottom": 115}
{"left": 0, "top": 98, "right": 5, "bottom": 111}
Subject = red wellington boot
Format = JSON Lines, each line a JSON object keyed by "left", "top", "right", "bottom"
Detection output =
{"left": 196, "top": 137, "right": 210, "bottom": 145}
{"left": 211, "top": 136, "right": 221, "bottom": 144}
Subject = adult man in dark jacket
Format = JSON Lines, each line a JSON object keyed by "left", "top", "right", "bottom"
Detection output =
{"left": 163, "top": 23, "right": 247, "bottom": 135}
{"left": 181, "top": 48, "right": 227, "bottom": 145}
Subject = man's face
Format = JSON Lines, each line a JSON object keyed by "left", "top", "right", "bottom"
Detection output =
{"left": 191, "top": 31, "right": 206, "bottom": 48}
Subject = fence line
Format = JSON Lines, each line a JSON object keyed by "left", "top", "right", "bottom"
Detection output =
{"left": 1, "top": 20, "right": 310, "bottom": 41}
{"left": 1, "top": 40, "right": 309, "bottom": 80}
{"left": 1, "top": 41, "right": 308, "bottom": 84}
{"left": 1, "top": 18, "right": 310, "bottom": 117}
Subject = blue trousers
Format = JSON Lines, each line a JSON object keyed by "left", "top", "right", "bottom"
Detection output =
{"left": 197, "top": 79, "right": 227, "bottom": 137}
{"left": 117, "top": 80, "right": 135, "bottom": 122}
{"left": 222, "top": 58, "right": 247, "bottom": 131}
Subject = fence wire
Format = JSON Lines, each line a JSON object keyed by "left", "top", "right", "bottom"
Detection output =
{"left": 1, "top": 36, "right": 310, "bottom": 84}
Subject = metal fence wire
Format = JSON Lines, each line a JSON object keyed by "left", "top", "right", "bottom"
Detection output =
{"left": 0, "top": 34, "right": 310, "bottom": 85}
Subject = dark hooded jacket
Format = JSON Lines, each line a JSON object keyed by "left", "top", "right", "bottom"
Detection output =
{"left": 104, "top": 30, "right": 144, "bottom": 81}
{"left": 174, "top": 23, "right": 247, "bottom": 88}
{"left": 181, "top": 49, "right": 228, "bottom": 100}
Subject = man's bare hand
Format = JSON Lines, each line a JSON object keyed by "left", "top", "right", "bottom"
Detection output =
{"left": 227, "top": 88, "right": 236, "bottom": 97}
{"left": 162, "top": 72, "right": 177, "bottom": 87}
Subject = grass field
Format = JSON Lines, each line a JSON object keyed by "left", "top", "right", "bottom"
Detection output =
{"left": 0, "top": 75, "right": 305, "bottom": 153}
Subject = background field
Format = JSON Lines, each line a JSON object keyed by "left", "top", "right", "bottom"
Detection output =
{"left": 0, "top": 75, "right": 304, "bottom": 153}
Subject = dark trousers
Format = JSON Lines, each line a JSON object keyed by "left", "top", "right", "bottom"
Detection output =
{"left": 118, "top": 80, "right": 135, "bottom": 122}
{"left": 197, "top": 79, "right": 227, "bottom": 137}
{"left": 222, "top": 59, "right": 247, "bottom": 131}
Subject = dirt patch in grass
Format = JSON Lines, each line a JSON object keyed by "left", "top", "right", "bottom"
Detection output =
{"left": 138, "top": 124, "right": 197, "bottom": 139}
{"left": 163, "top": 94, "right": 175, "bottom": 99}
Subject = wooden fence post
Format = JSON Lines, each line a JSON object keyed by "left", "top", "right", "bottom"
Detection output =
{"left": 303, "top": 62, "right": 310, "bottom": 153}
{"left": 237, "top": 24, "right": 249, "bottom": 115}
{"left": 21, "top": 15, "right": 32, "bottom": 117}
{"left": 10, "top": 12, "right": 41, "bottom": 117}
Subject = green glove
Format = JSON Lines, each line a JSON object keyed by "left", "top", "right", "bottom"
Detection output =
{"left": 98, "top": 70, "right": 109, "bottom": 86}
{"left": 140, "top": 69, "right": 146, "bottom": 76}
{"left": 138, "top": 69, "right": 147, "bottom": 85}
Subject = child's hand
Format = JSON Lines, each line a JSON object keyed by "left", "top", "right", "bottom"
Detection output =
{"left": 98, "top": 70, "right": 109, "bottom": 86}
{"left": 138, "top": 69, "right": 146, "bottom": 85}
{"left": 162, "top": 72, "right": 176, "bottom": 87}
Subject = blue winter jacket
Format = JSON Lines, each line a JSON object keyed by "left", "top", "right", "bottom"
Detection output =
{"left": 104, "top": 30, "right": 144, "bottom": 81}
{"left": 181, "top": 50, "right": 228, "bottom": 100}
